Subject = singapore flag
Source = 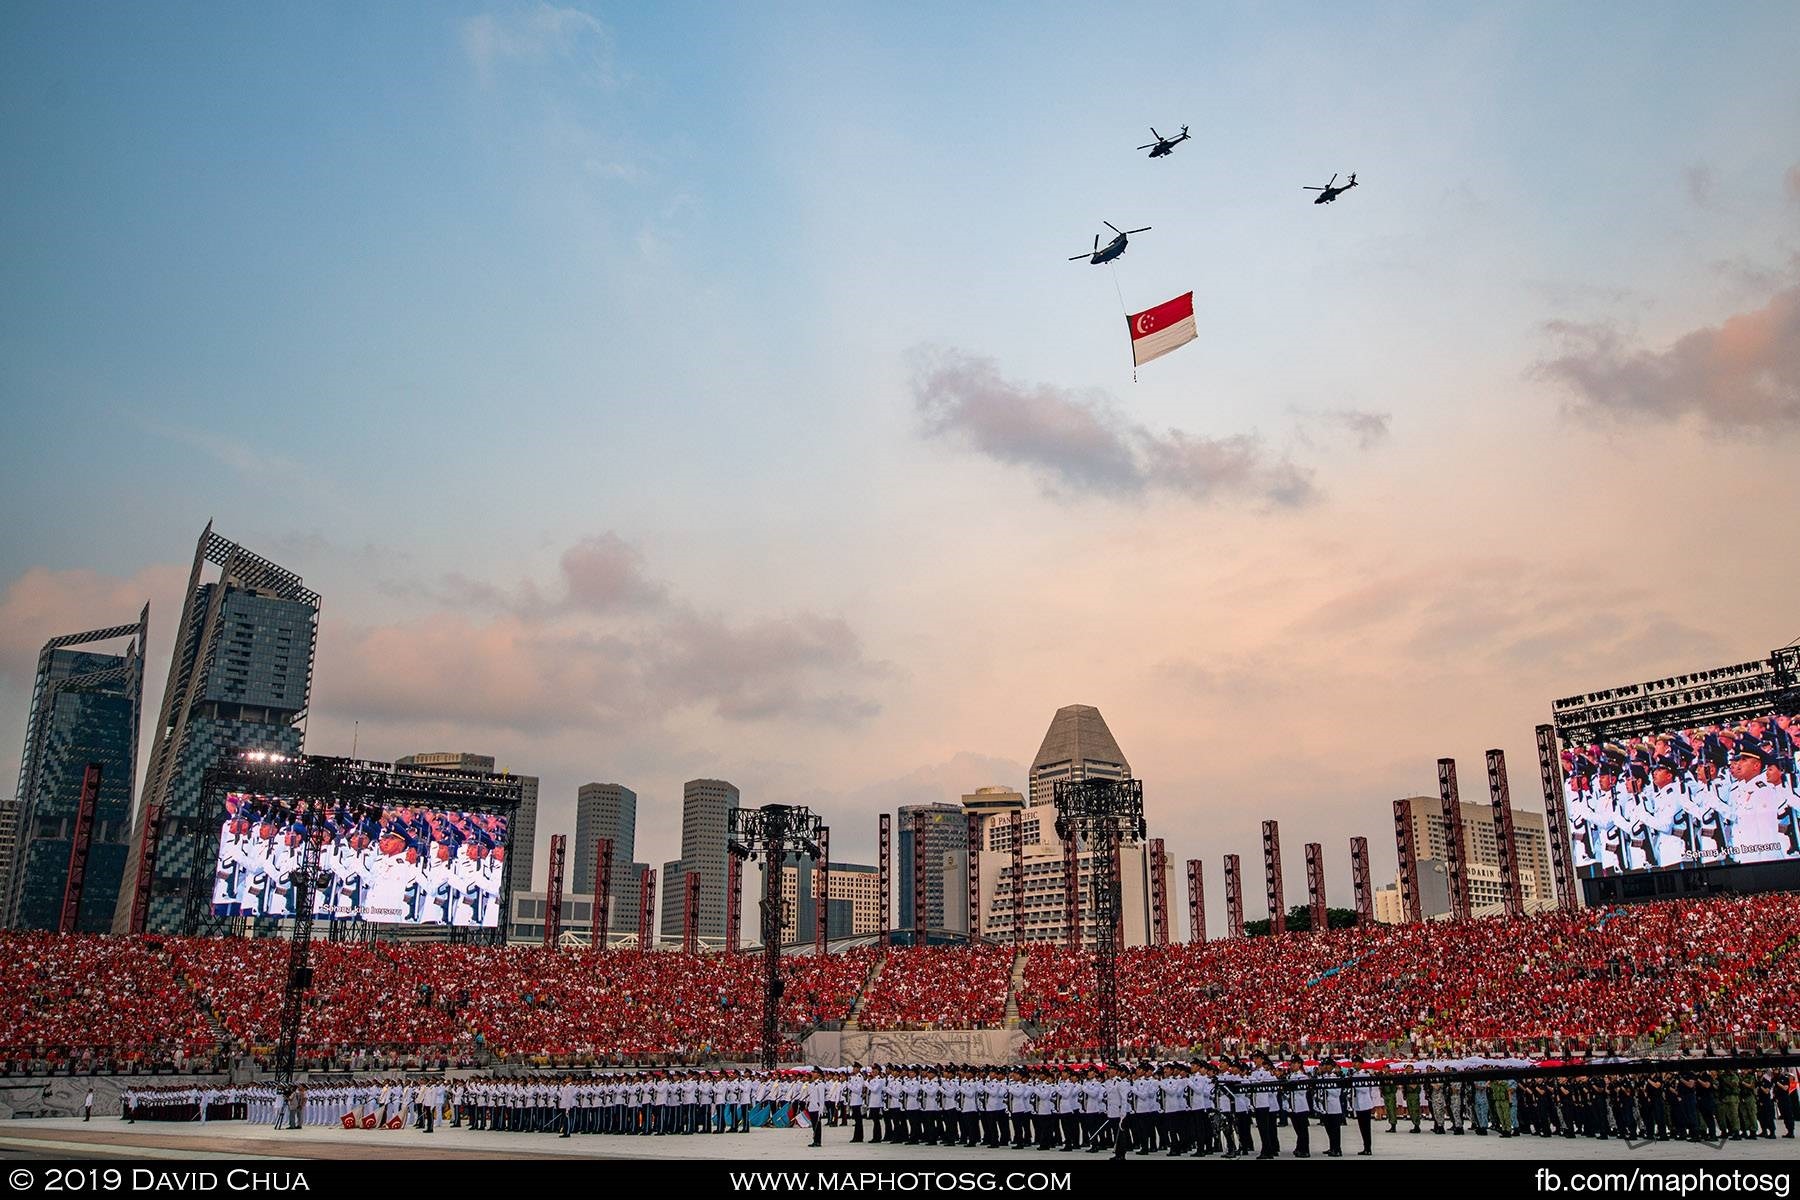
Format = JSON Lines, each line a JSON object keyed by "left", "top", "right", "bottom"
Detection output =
{"left": 1126, "top": 291, "right": 1196, "bottom": 368}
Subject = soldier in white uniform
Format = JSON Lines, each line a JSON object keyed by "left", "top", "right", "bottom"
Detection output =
{"left": 1692, "top": 740, "right": 1738, "bottom": 858}
{"left": 1054, "top": 1069, "right": 1080, "bottom": 1150}
{"left": 1102, "top": 1067, "right": 1132, "bottom": 1159}
{"left": 1731, "top": 746, "right": 1786, "bottom": 859}
{"left": 1640, "top": 758, "right": 1695, "bottom": 868}
{"left": 1590, "top": 756, "right": 1631, "bottom": 873}
{"left": 844, "top": 1064, "right": 867, "bottom": 1142}
{"left": 955, "top": 1069, "right": 979, "bottom": 1147}
{"left": 334, "top": 832, "right": 374, "bottom": 919}
{"left": 1125, "top": 1063, "right": 1158, "bottom": 1154}
{"left": 1078, "top": 1069, "right": 1106, "bottom": 1151}
{"left": 213, "top": 811, "right": 256, "bottom": 915}
{"left": 1250, "top": 1058, "right": 1280, "bottom": 1158}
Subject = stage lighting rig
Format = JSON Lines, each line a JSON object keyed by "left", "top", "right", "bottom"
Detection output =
{"left": 1051, "top": 777, "right": 1145, "bottom": 1061}
{"left": 727, "top": 803, "right": 828, "bottom": 1068}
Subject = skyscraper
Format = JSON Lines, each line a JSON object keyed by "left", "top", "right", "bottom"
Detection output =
{"left": 661, "top": 779, "right": 738, "bottom": 942}
{"left": 4, "top": 609, "right": 148, "bottom": 932}
{"left": 112, "top": 526, "right": 319, "bottom": 934}
{"left": 1380, "top": 794, "right": 1555, "bottom": 920}
{"left": 574, "top": 782, "right": 637, "bottom": 933}
{"left": 395, "top": 752, "right": 539, "bottom": 895}
{"left": 897, "top": 802, "right": 967, "bottom": 935}
{"left": 780, "top": 860, "right": 881, "bottom": 941}
{"left": 1028, "top": 704, "right": 1131, "bottom": 807}
{"left": 959, "top": 702, "right": 1162, "bottom": 948}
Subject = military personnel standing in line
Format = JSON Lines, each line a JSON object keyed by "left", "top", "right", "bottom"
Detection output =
{"left": 1249, "top": 1056, "right": 1281, "bottom": 1159}
{"left": 1317, "top": 1060, "right": 1346, "bottom": 1157}
{"left": 1755, "top": 1071, "right": 1778, "bottom": 1138}
{"left": 1402, "top": 1070, "right": 1424, "bottom": 1134}
{"left": 1381, "top": 1071, "right": 1400, "bottom": 1133}
{"left": 1777, "top": 1067, "right": 1798, "bottom": 1137}
{"left": 1719, "top": 1069, "right": 1743, "bottom": 1141}
{"left": 1489, "top": 1076, "right": 1513, "bottom": 1137}
{"left": 1283, "top": 1063, "right": 1312, "bottom": 1158}
{"left": 1352, "top": 1067, "right": 1379, "bottom": 1155}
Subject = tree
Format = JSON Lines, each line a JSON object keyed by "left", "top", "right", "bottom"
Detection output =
{"left": 1243, "top": 904, "right": 1359, "bottom": 936}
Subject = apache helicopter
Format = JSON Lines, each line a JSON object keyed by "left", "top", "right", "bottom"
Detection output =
{"left": 1138, "top": 125, "right": 1190, "bottom": 158}
{"left": 1068, "top": 221, "right": 1151, "bottom": 265}
{"left": 1304, "top": 172, "right": 1358, "bottom": 204}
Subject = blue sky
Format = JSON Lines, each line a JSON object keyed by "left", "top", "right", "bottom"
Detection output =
{"left": 3, "top": 2, "right": 1798, "bottom": 926}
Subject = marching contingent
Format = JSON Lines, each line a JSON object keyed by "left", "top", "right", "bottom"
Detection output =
{"left": 114, "top": 1058, "right": 1800, "bottom": 1156}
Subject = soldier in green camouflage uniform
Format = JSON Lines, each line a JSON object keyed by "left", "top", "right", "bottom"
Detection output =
{"left": 1489, "top": 1078, "right": 1513, "bottom": 1137}
{"left": 1718, "top": 1071, "right": 1742, "bottom": 1140}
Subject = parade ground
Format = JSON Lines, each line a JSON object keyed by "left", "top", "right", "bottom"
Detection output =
{"left": 0, "top": 1116, "right": 1792, "bottom": 1162}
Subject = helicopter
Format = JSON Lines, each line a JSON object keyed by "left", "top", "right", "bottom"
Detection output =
{"left": 1137, "top": 125, "right": 1190, "bottom": 158}
{"left": 1068, "top": 221, "right": 1151, "bottom": 265}
{"left": 1303, "top": 172, "right": 1358, "bottom": 204}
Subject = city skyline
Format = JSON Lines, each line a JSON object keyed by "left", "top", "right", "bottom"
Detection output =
{"left": 4, "top": 5, "right": 1799, "bottom": 936}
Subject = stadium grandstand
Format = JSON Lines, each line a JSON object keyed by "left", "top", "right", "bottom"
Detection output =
{"left": 2, "top": 894, "right": 1794, "bottom": 1076}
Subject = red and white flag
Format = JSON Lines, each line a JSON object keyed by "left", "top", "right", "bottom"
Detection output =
{"left": 1126, "top": 291, "right": 1196, "bottom": 367}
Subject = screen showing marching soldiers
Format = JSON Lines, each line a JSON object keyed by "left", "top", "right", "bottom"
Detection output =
{"left": 1558, "top": 714, "right": 1800, "bottom": 876}
{"left": 212, "top": 794, "right": 510, "bottom": 927}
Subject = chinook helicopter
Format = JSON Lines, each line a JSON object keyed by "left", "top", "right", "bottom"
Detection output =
{"left": 1067, "top": 221, "right": 1152, "bottom": 265}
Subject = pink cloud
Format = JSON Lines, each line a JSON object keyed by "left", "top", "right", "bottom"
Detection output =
{"left": 1536, "top": 281, "right": 1800, "bottom": 428}
{"left": 0, "top": 564, "right": 187, "bottom": 680}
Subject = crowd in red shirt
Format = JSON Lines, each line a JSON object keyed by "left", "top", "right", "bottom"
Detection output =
{"left": 856, "top": 943, "right": 1014, "bottom": 1030}
{"left": 1017, "top": 894, "right": 1799, "bottom": 1058}
{"left": 0, "top": 933, "right": 214, "bottom": 1072}
{"left": 0, "top": 895, "right": 1793, "bottom": 1071}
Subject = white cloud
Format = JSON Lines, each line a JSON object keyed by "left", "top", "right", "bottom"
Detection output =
{"left": 460, "top": 4, "right": 617, "bottom": 89}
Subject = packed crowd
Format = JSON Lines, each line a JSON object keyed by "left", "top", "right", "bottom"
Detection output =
{"left": 1016, "top": 895, "right": 1800, "bottom": 1058}
{"left": 0, "top": 895, "right": 1795, "bottom": 1070}
{"left": 0, "top": 932, "right": 217, "bottom": 1073}
{"left": 857, "top": 944, "right": 1014, "bottom": 1030}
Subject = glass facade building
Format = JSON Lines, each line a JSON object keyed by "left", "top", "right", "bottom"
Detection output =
{"left": 112, "top": 526, "right": 319, "bottom": 934}
{"left": 4, "top": 610, "right": 148, "bottom": 932}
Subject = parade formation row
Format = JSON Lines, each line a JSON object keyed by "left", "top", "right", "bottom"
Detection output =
{"left": 119, "top": 1060, "right": 1800, "bottom": 1157}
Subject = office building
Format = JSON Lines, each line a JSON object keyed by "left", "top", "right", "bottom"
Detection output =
{"left": 1027, "top": 704, "right": 1131, "bottom": 807}
{"left": 573, "top": 782, "right": 637, "bottom": 933}
{"left": 897, "top": 802, "right": 967, "bottom": 934}
{"left": 113, "top": 526, "right": 319, "bottom": 934}
{"left": 661, "top": 779, "right": 739, "bottom": 942}
{"left": 4, "top": 609, "right": 148, "bottom": 931}
{"left": 779, "top": 860, "right": 880, "bottom": 942}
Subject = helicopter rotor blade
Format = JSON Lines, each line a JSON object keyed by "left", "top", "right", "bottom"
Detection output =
{"left": 1302, "top": 187, "right": 1325, "bottom": 191}
{"left": 1103, "top": 221, "right": 1121, "bottom": 234}
{"left": 1122, "top": 227, "right": 1150, "bottom": 235}
{"left": 1068, "top": 253, "right": 1093, "bottom": 262}
{"left": 1326, "top": 173, "right": 1338, "bottom": 189}
{"left": 1137, "top": 143, "right": 1157, "bottom": 150}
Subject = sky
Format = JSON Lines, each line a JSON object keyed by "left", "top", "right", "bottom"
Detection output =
{"left": 3, "top": 2, "right": 1798, "bottom": 934}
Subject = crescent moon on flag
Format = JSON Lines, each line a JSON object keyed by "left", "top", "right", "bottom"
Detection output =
{"left": 1136, "top": 314, "right": 1155, "bottom": 335}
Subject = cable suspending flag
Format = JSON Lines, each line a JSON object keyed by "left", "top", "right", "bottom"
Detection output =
{"left": 1126, "top": 291, "right": 1196, "bottom": 367}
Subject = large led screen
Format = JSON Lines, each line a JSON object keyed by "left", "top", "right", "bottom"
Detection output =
{"left": 1558, "top": 713, "right": 1800, "bottom": 876}
{"left": 212, "top": 793, "right": 509, "bottom": 926}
